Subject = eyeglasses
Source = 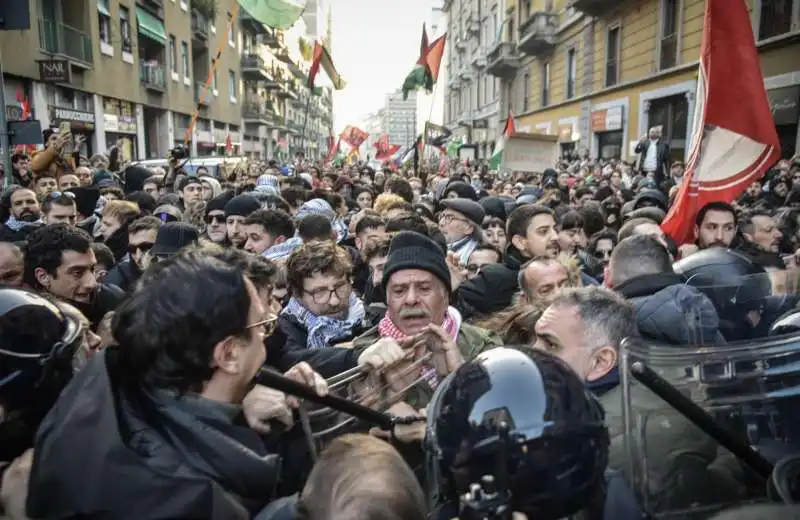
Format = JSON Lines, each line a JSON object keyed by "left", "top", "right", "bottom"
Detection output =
{"left": 128, "top": 242, "right": 154, "bottom": 256}
{"left": 465, "top": 264, "right": 482, "bottom": 275}
{"left": 205, "top": 214, "right": 225, "bottom": 224}
{"left": 305, "top": 282, "right": 351, "bottom": 304}
{"left": 594, "top": 249, "right": 612, "bottom": 259}
{"left": 438, "top": 213, "right": 468, "bottom": 225}
{"left": 247, "top": 314, "right": 277, "bottom": 337}
{"left": 45, "top": 191, "right": 76, "bottom": 202}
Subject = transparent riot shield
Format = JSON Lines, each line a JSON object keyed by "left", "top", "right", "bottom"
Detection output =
{"left": 619, "top": 269, "right": 800, "bottom": 518}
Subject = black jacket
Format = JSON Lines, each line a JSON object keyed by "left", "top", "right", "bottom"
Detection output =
{"left": 71, "top": 283, "right": 126, "bottom": 330}
{"left": 454, "top": 245, "right": 527, "bottom": 319}
{"left": 615, "top": 272, "right": 726, "bottom": 345}
{"left": 0, "top": 222, "right": 41, "bottom": 243}
{"left": 266, "top": 315, "right": 365, "bottom": 378}
{"left": 104, "top": 259, "right": 140, "bottom": 293}
{"left": 26, "top": 349, "right": 282, "bottom": 520}
{"left": 634, "top": 138, "right": 670, "bottom": 186}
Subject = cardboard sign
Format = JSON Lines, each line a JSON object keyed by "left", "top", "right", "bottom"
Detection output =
{"left": 502, "top": 133, "right": 559, "bottom": 173}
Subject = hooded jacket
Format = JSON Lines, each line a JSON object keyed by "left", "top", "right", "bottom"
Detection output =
{"left": 26, "top": 349, "right": 282, "bottom": 520}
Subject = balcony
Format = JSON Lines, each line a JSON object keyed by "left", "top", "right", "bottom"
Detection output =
{"left": 195, "top": 82, "right": 210, "bottom": 106}
{"left": 241, "top": 53, "right": 270, "bottom": 81}
{"left": 518, "top": 12, "right": 558, "bottom": 55}
{"left": 568, "top": 0, "right": 616, "bottom": 16}
{"left": 458, "top": 66, "right": 474, "bottom": 82}
{"left": 472, "top": 49, "right": 487, "bottom": 69}
{"left": 240, "top": 9, "right": 267, "bottom": 34}
{"left": 140, "top": 63, "right": 167, "bottom": 92}
{"left": 38, "top": 19, "right": 93, "bottom": 67}
{"left": 137, "top": 0, "right": 164, "bottom": 19}
{"left": 260, "top": 28, "right": 279, "bottom": 48}
{"left": 190, "top": 10, "right": 208, "bottom": 47}
{"left": 276, "top": 80, "right": 298, "bottom": 100}
{"left": 455, "top": 38, "right": 468, "bottom": 52}
{"left": 242, "top": 101, "right": 272, "bottom": 124}
{"left": 457, "top": 110, "right": 474, "bottom": 126}
{"left": 486, "top": 42, "right": 521, "bottom": 78}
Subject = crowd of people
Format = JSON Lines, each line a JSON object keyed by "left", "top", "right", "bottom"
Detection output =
{"left": 1, "top": 125, "right": 800, "bottom": 519}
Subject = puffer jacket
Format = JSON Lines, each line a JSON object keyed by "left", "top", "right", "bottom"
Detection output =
{"left": 615, "top": 273, "right": 726, "bottom": 345}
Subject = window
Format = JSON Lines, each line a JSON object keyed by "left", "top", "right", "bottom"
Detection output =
{"left": 228, "top": 69, "right": 236, "bottom": 100}
{"left": 212, "top": 67, "right": 218, "bottom": 91}
{"left": 606, "top": 26, "right": 620, "bottom": 87}
{"left": 119, "top": 6, "right": 132, "bottom": 54}
{"left": 98, "top": 0, "right": 111, "bottom": 45}
{"left": 181, "top": 41, "right": 189, "bottom": 79}
{"left": 523, "top": 72, "right": 530, "bottom": 111}
{"left": 659, "top": 0, "right": 680, "bottom": 70}
{"left": 758, "top": 0, "right": 796, "bottom": 40}
{"left": 169, "top": 35, "right": 177, "bottom": 73}
{"left": 648, "top": 94, "right": 689, "bottom": 160}
{"left": 541, "top": 61, "right": 550, "bottom": 106}
{"left": 566, "top": 49, "right": 576, "bottom": 99}
{"left": 492, "top": 9, "right": 499, "bottom": 42}
{"left": 228, "top": 25, "right": 235, "bottom": 47}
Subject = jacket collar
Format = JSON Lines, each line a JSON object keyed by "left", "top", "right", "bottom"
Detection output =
{"left": 614, "top": 272, "right": 685, "bottom": 299}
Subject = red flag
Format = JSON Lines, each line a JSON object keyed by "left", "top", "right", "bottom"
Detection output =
{"left": 416, "top": 24, "right": 429, "bottom": 66}
{"left": 225, "top": 134, "right": 233, "bottom": 154}
{"left": 340, "top": 125, "right": 368, "bottom": 149}
{"left": 325, "top": 137, "right": 340, "bottom": 163}
{"left": 308, "top": 41, "right": 345, "bottom": 90}
{"left": 424, "top": 35, "right": 446, "bottom": 82}
{"left": 661, "top": 0, "right": 781, "bottom": 245}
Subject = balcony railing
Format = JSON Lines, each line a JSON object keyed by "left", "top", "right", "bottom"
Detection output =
{"left": 568, "top": 0, "right": 616, "bottom": 16}
{"left": 242, "top": 101, "right": 271, "bottom": 122}
{"left": 518, "top": 12, "right": 558, "bottom": 55}
{"left": 191, "top": 10, "right": 208, "bottom": 42}
{"left": 39, "top": 19, "right": 93, "bottom": 65}
{"left": 140, "top": 62, "right": 167, "bottom": 91}
{"left": 195, "top": 82, "right": 210, "bottom": 106}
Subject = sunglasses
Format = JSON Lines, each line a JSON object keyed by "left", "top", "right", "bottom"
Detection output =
{"left": 247, "top": 315, "right": 278, "bottom": 337}
{"left": 205, "top": 214, "right": 225, "bottom": 224}
{"left": 128, "top": 242, "right": 154, "bottom": 255}
{"left": 594, "top": 250, "right": 612, "bottom": 259}
{"left": 45, "top": 191, "right": 76, "bottom": 202}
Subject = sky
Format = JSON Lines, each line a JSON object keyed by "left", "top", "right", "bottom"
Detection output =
{"left": 329, "top": 0, "right": 435, "bottom": 132}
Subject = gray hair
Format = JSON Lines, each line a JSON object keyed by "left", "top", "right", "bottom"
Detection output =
{"left": 549, "top": 286, "right": 638, "bottom": 351}
{"left": 608, "top": 235, "right": 672, "bottom": 288}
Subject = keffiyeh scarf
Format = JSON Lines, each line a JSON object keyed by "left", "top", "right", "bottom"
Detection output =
{"left": 5, "top": 216, "right": 43, "bottom": 232}
{"left": 282, "top": 294, "right": 366, "bottom": 350}
{"left": 448, "top": 235, "right": 478, "bottom": 266}
{"left": 262, "top": 237, "right": 303, "bottom": 262}
{"left": 377, "top": 307, "right": 462, "bottom": 389}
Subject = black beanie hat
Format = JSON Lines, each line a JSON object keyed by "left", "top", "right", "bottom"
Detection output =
{"left": 206, "top": 191, "right": 234, "bottom": 215}
{"left": 122, "top": 165, "right": 152, "bottom": 194}
{"left": 65, "top": 186, "right": 100, "bottom": 217}
{"left": 382, "top": 231, "right": 451, "bottom": 293}
{"left": 224, "top": 194, "right": 261, "bottom": 218}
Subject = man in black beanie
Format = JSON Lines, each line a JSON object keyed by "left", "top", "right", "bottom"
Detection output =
{"left": 350, "top": 231, "right": 501, "bottom": 411}
{"left": 224, "top": 194, "right": 261, "bottom": 248}
{"left": 204, "top": 191, "right": 233, "bottom": 245}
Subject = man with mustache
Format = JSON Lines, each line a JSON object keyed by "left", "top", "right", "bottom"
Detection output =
{"left": 0, "top": 187, "right": 43, "bottom": 242}
{"left": 352, "top": 231, "right": 501, "bottom": 419}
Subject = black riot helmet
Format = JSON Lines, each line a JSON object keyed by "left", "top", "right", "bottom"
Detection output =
{"left": 770, "top": 309, "right": 800, "bottom": 336}
{"left": 0, "top": 287, "right": 81, "bottom": 417}
{"left": 425, "top": 348, "right": 609, "bottom": 520}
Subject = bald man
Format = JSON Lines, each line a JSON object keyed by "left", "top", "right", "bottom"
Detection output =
{"left": 0, "top": 242, "right": 24, "bottom": 287}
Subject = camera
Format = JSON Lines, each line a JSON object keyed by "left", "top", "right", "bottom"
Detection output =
{"left": 169, "top": 145, "right": 188, "bottom": 161}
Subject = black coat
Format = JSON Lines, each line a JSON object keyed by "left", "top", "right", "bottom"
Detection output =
{"left": 266, "top": 314, "right": 367, "bottom": 378}
{"left": 71, "top": 283, "right": 126, "bottom": 330}
{"left": 454, "top": 245, "right": 527, "bottom": 319}
{"left": 26, "top": 349, "right": 282, "bottom": 520}
{"left": 104, "top": 259, "right": 140, "bottom": 293}
{"left": 0, "top": 222, "right": 41, "bottom": 243}
{"left": 634, "top": 139, "right": 670, "bottom": 187}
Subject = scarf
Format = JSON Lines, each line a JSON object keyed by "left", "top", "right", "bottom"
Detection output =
{"left": 262, "top": 237, "right": 302, "bottom": 262}
{"left": 282, "top": 293, "right": 366, "bottom": 350}
{"left": 378, "top": 307, "right": 462, "bottom": 389}
{"left": 448, "top": 235, "right": 478, "bottom": 266}
{"left": 5, "top": 215, "right": 43, "bottom": 232}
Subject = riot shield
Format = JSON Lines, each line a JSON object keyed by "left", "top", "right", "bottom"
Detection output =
{"left": 619, "top": 269, "right": 800, "bottom": 518}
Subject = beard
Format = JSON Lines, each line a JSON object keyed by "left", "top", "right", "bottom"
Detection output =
{"left": 17, "top": 210, "right": 40, "bottom": 222}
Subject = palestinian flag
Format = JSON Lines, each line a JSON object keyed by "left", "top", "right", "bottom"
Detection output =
{"left": 308, "top": 41, "right": 345, "bottom": 90}
{"left": 490, "top": 111, "right": 516, "bottom": 169}
{"left": 424, "top": 121, "right": 452, "bottom": 149}
{"left": 402, "top": 25, "right": 447, "bottom": 100}
{"left": 236, "top": 0, "right": 306, "bottom": 30}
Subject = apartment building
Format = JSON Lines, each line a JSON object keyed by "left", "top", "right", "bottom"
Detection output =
{"left": 478, "top": 0, "right": 799, "bottom": 162}
{"left": 382, "top": 90, "right": 418, "bottom": 148}
{"left": 1, "top": 0, "right": 334, "bottom": 161}
{"left": 443, "top": 0, "right": 505, "bottom": 159}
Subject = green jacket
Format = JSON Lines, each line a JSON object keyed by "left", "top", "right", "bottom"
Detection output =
{"left": 600, "top": 380, "right": 745, "bottom": 514}
{"left": 352, "top": 322, "right": 502, "bottom": 409}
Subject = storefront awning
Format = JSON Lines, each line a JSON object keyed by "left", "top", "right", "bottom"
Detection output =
{"left": 136, "top": 7, "right": 167, "bottom": 45}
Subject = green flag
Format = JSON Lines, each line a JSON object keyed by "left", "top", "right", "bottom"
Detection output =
{"left": 401, "top": 65, "right": 431, "bottom": 101}
{"left": 446, "top": 138, "right": 462, "bottom": 157}
{"left": 236, "top": 0, "right": 306, "bottom": 30}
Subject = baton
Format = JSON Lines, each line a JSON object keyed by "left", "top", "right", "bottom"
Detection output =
{"left": 254, "top": 367, "right": 394, "bottom": 431}
{"left": 630, "top": 361, "right": 774, "bottom": 479}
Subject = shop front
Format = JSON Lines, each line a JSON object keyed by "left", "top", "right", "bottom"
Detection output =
{"left": 591, "top": 106, "right": 624, "bottom": 159}
{"left": 50, "top": 106, "right": 96, "bottom": 156}
{"left": 103, "top": 98, "right": 138, "bottom": 160}
{"left": 557, "top": 121, "right": 578, "bottom": 159}
{"left": 768, "top": 85, "right": 799, "bottom": 159}
{"left": 4, "top": 76, "right": 34, "bottom": 123}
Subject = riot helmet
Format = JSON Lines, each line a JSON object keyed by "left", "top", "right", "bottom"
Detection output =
{"left": 770, "top": 308, "right": 800, "bottom": 336}
{"left": 425, "top": 347, "right": 609, "bottom": 520}
{"left": 0, "top": 287, "right": 81, "bottom": 412}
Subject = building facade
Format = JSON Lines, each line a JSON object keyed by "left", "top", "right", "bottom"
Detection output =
{"left": 447, "top": 0, "right": 800, "bottom": 162}
{"left": 1, "top": 0, "right": 334, "bottom": 161}
{"left": 381, "top": 90, "right": 418, "bottom": 148}
{"left": 443, "top": 0, "right": 504, "bottom": 159}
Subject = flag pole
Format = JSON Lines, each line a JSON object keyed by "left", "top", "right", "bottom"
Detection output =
{"left": 0, "top": 45, "right": 11, "bottom": 189}
{"left": 184, "top": 2, "right": 240, "bottom": 148}
{"left": 300, "top": 91, "right": 312, "bottom": 160}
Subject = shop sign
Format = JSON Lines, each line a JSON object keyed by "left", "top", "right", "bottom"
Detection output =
{"left": 104, "top": 113, "right": 119, "bottom": 132}
{"left": 557, "top": 123, "right": 573, "bottom": 143}
{"left": 118, "top": 115, "right": 137, "bottom": 133}
{"left": 37, "top": 59, "right": 71, "bottom": 83}
{"left": 590, "top": 106, "right": 624, "bottom": 132}
{"left": 50, "top": 106, "right": 95, "bottom": 130}
{"left": 768, "top": 86, "right": 799, "bottom": 126}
